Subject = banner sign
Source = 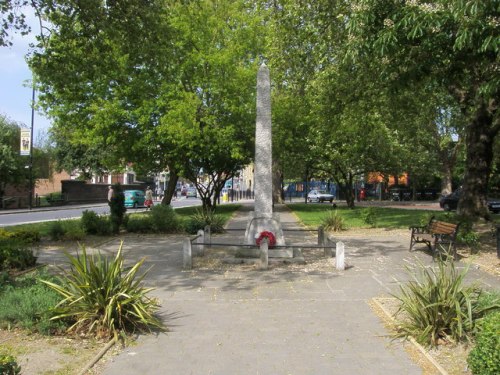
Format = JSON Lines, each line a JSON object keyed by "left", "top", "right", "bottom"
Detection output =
{"left": 20, "top": 128, "right": 31, "bottom": 156}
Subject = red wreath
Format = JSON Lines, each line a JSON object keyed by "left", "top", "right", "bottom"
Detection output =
{"left": 256, "top": 231, "right": 276, "bottom": 248}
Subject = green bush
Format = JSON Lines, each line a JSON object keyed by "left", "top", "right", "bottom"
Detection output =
{"left": 467, "top": 311, "right": 500, "bottom": 375}
{"left": 109, "top": 184, "right": 126, "bottom": 234}
{"left": 185, "top": 208, "right": 224, "bottom": 234}
{"left": 125, "top": 215, "right": 153, "bottom": 233}
{"left": 42, "top": 242, "right": 163, "bottom": 339}
{"left": 360, "top": 207, "right": 378, "bottom": 227}
{"left": 393, "top": 257, "right": 498, "bottom": 347}
{"left": 0, "top": 228, "right": 40, "bottom": 244}
{"left": 47, "top": 221, "right": 65, "bottom": 241}
{"left": 320, "top": 210, "right": 346, "bottom": 232}
{"left": 64, "top": 221, "right": 85, "bottom": 241}
{"left": 0, "top": 271, "right": 65, "bottom": 334}
{"left": 81, "top": 210, "right": 111, "bottom": 235}
{"left": 0, "top": 354, "right": 21, "bottom": 375}
{"left": 0, "top": 238, "right": 37, "bottom": 271}
{"left": 150, "top": 205, "right": 180, "bottom": 233}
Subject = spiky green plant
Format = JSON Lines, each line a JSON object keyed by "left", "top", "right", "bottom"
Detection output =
{"left": 393, "top": 257, "right": 499, "bottom": 347}
{"left": 186, "top": 208, "right": 225, "bottom": 234}
{"left": 320, "top": 210, "right": 346, "bottom": 232}
{"left": 41, "top": 242, "right": 163, "bottom": 339}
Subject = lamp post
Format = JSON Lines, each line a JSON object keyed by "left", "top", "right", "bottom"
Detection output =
{"left": 29, "top": 85, "right": 35, "bottom": 210}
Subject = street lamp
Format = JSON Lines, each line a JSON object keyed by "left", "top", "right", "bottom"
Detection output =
{"left": 29, "top": 84, "right": 35, "bottom": 210}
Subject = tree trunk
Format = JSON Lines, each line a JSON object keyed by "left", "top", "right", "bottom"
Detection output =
{"left": 440, "top": 162, "right": 453, "bottom": 196}
{"left": 458, "top": 102, "right": 497, "bottom": 218}
{"left": 161, "top": 170, "right": 179, "bottom": 206}
{"left": 273, "top": 159, "right": 283, "bottom": 204}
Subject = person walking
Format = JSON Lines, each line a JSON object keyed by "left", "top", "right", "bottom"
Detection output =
{"left": 107, "top": 185, "right": 114, "bottom": 205}
{"left": 145, "top": 186, "right": 154, "bottom": 210}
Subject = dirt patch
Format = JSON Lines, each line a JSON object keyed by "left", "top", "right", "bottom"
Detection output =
{"left": 0, "top": 329, "right": 109, "bottom": 375}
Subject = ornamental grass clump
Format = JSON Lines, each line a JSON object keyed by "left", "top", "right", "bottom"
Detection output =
{"left": 320, "top": 210, "right": 346, "bottom": 232}
{"left": 393, "top": 257, "right": 499, "bottom": 347}
{"left": 41, "top": 242, "right": 163, "bottom": 339}
{"left": 185, "top": 208, "right": 225, "bottom": 234}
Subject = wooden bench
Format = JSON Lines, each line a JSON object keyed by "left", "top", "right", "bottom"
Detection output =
{"left": 409, "top": 217, "right": 460, "bottom": 259}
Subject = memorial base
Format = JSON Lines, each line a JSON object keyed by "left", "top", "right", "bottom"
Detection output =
{"left": 244, "top": 211, "right": 285, "bottom": 247}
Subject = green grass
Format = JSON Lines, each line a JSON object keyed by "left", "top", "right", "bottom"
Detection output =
{"left": 287, "top": 203, "right": 446, "bottom": 229}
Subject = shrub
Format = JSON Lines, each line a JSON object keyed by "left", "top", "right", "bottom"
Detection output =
{"left": 0, "top": 271, "right": 65, "bottom": 334}
{"left": 42, "top": 242, "right": 163, "bottom": 339}
{"left": 125, "top": 215, "right": 153, "bottom": 233}
{"left": 61, "top": 220, "right": 85, "bottom": 241}
{"left": 457, "top": 230, "right": 480, "bottom": 250}
{"left": 360, "top": 207, "right": 377, "bottom": 228}
{"left": 393, "top": 257, "right": 498, "bottom": 347}
{"left": 0, "top": 229, "right": 40, "bottom": 244}
{"left": 185, "top": 208, "right": 225, "bottom": 234}
{"left": 109, "top": 183, "right": 126, "bottom": 234}
{"left": 0, "top": 354, "right": 21, "bottom": 375}
{"left": 150, "top": 205, "right": 180, "bottom": 233}
{"left": 467, "top": 311, "right": 500, "bottom": 375}
{"left": 81, "top": 210, "right": 100, "bottom": 234}
{"left": 47, "top": 221, "right": 65, "bottom": 241}
{"left": 0, "top": 238, "right": 37, "bottom": 271}
{"left": 320, "top": 210, "right": 346, "bottom": 232}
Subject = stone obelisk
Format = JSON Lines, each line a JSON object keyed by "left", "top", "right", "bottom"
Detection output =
{"left": 254, "top": 63, "right": 273, "bottom": 219}
{"left": 244, "top": 63, "right": 285, "bottom": 247}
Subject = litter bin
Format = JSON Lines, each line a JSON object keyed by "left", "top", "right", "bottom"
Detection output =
{"left": 222, "top": 192, "right": 228, "bottom": 202}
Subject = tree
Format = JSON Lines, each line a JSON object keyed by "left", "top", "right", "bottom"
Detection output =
{"left": 27, "top": 0, "right": 264, "bottom": 211}
{"left": 346, "top": 0, "right": 499, "bottom": 218}
{"left": 0, "top": 114, "right": 30, "bottom": 198}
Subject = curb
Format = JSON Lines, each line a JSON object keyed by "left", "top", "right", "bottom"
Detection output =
{"left": 77, "top": 337, "right": 117, "bottom": 375}
{"left": 371, "top": 297, "right": 449, "bottom": 375}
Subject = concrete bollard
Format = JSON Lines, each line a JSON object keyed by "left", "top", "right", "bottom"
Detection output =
{"left": 319, "top": 226, "right": 334, "bottom": 258}
{"left": 196, "top": 229, "right": 205, "bottom": 257}
{"left": 259, "top": 238, "right": 269, "bottom": 270}
{"left": 183, "top": 238, "right": 192, "bottom": 270}
{"left": 336, "top": 241, "right": 345, "bottom": 271}
{"left": 204, "top": 225, "right": 211, "bottom": 246}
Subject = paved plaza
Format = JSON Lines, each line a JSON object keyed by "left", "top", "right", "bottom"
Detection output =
{"left": 36, "top": 204, "right": 499, "bottom": 374}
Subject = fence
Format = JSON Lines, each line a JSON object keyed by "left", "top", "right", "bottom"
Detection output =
{"left": 183, "top": 226, "right": 345, "bottom": 271}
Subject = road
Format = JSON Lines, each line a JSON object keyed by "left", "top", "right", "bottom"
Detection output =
{"left": 0, "top": 198, "right": 203, "bottom": 227}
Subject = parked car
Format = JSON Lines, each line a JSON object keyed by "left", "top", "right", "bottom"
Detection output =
{"left": 186, "top": 187, "right": 197, "bottom": 198}
{"left": 307, "top": 190, "right": 334, "bottom": 203}
{"left": 124, "top": 190, "right": 146, "bottom": 208}
{"left": 439, "top": 188, "right": 500, "bottom": 213}
{"left": 388, "top": 186, "right": 411, "bottom": 201}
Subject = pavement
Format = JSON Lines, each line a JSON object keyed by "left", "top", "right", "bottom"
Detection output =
{"left": 36, "top": 203, "right": 498, "bottom": 375}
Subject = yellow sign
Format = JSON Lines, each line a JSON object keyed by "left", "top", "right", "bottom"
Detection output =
{"left": 20, "top": 128, "right": 31, "bottom": 156}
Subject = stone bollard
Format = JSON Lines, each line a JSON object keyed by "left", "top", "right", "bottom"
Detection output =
{"left": 183, "top": 238, "right": 192, "bottom": 270}
{"left": 259, "top": 238, "right": 269, "bottom": 270}
{"left": 319, "top": 226, "right": 334, "bottom": 258}
{"left": 336, "top": 241, "right": 345, "bottom": 271}
{"left": 196, "top": 229, "right": 205, "bottom": 257}
{"left": 204, "top": 225, "right": 211, "bottom": 246}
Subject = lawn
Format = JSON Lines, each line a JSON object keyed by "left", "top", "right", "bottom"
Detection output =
{"left": 287, "top": 203, "right": 449, "bottom": 229}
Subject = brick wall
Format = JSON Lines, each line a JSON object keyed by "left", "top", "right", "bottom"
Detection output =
{"left": 35, "top": 171, "right": 72, "bottom": 196}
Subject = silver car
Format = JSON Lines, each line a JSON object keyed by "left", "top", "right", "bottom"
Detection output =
{"left": 307, "top": 190, "right": 334, "bottom": 203}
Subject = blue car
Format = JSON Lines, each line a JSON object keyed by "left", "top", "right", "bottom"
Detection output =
{"left": 124, "top": 190, "right": 146, "bottom": 208}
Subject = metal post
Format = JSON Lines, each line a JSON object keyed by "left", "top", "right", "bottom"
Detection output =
{"left": 29, "top": 85, "right": 35, "bottom": 210}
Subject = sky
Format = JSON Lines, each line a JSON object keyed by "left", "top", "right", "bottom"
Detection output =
{"left": 0, "top": 7, "right": 51, "bottom": 140}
